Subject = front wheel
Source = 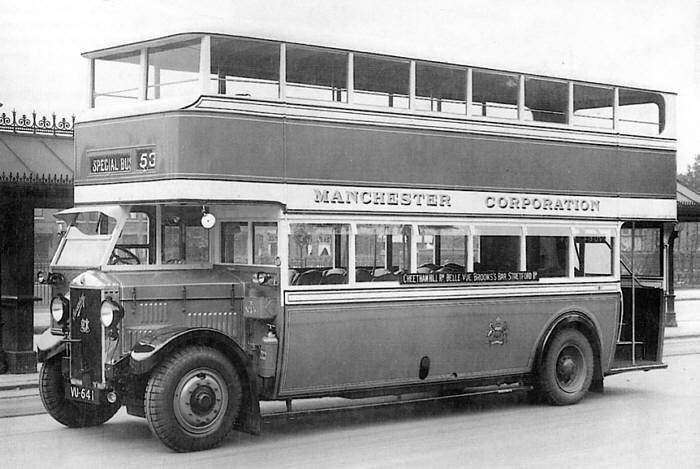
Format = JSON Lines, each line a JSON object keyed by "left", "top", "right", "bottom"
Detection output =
{"left": 538, "top": 328, "right": 594, "bottom": 406}
{"left": 39, "top": 356, "right": 120, "bottom": 427}
{"left": 145, "top": 346, "right": 243, "bottom": 452}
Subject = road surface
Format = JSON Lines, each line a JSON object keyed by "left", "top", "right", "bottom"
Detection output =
{"left": 1, "top": 340, "right": 699, "bottom": 468}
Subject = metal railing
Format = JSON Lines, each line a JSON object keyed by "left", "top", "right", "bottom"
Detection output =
{"left": 0, "top": 109, "right": 74, "bottom": 137}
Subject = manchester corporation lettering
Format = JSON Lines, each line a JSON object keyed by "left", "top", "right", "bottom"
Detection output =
{"left": 485, "top": 195, "right": 600, "bottom": 213}
{"left": 314, "top": 189, "right": 451, "bottom": 208}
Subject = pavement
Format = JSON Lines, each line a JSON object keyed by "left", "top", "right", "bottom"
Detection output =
{"left": 1, "top": 290, "right": 700, "bottom": 393}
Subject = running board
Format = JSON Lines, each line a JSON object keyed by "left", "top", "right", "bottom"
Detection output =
{"left": 264, "top": 383, "right": 533, "bottom": 418}
{"left": 607, "top": 362, "right": 668, "bottom": 375}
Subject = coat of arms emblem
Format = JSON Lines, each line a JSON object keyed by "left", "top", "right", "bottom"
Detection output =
{"left": 487, "top": 317, "right": 508, "bottom": 346}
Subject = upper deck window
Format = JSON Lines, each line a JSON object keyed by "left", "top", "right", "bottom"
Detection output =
{"left": 286, "top": 46, "right": 347, "bottom": 102}
{"left": 618, "top": 89, "right": 664, "bottom": 135}
{"left": 210, "top": 37, "right": 279, "bottom": 99}
{"left": 94, "top": 51, "right": 141, "bottom": 107}
{"left": 415, "top": 63, "right": 467, "bottom": 114}
{"left": 573, "top": 84, "right": 614, "bottom": 130}
{"left": 353, "top": 54, "right": 410, "bottom": 109}
{"left": 147, "top": 40, "right": 201, "bottom": 100}
{"left": 524, "top": 77, "right": 568, "bottom": 124}
{"left": 86, "top": 34, "right": 672, "bottom": 139}
{"left": 471, "top": 70, "right": 519, "bottom": 119}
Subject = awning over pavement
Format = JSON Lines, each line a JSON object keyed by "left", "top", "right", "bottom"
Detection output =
{"left": 677, "top": 181, "right": 700, "bottom": 222}
{"left": 0, "top": 133, "right": 73, "bottom": 186}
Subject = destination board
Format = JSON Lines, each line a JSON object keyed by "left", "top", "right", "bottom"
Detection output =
{"left": 400, "top": 271, "right": 539, "bottom": 285}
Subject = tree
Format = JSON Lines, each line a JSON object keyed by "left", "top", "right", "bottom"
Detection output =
{"left": 678, "top": 153, "right": 700, "bottom": 193}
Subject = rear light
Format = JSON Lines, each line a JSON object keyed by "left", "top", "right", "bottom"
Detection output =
{"left": 50, "top": 295, "right": 70, "bottom": 324}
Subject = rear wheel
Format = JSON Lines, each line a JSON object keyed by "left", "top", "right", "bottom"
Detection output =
{"left": 145, "top": 346, "right": 243, "bottom": 452}
{"left": 39, "top": 356, "right": 120, "bottom": 427}
{"left": 538, "top": 328, "right": 594, "bottom": 406}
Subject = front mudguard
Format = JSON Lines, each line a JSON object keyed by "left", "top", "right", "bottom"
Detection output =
{"left": 129, "top": 326, "right": 261, "bottom": 435}
{"left": 36, "top": 329, "right": 66, "bottom": 363}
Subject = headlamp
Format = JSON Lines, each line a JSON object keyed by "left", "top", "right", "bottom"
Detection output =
{"left": 100, "top": 298, "right": 124, "bottom": 328}
{"left": 50, "top": 295, "right": 70, "bottom": 324}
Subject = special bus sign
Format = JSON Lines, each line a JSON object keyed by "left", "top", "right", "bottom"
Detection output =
{"left": 89, "top": 148, "right": 157, "bottom": 175}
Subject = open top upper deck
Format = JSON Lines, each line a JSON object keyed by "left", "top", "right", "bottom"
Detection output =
{"left": 75, "top": 33, "right": 677, "bottom": 220}
{"left": 82, "top": 32, "right": 676, "bottom": 139}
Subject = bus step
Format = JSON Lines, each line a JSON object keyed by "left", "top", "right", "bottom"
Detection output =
{"left": 615, "top": 342, "right": 646, "bottom": 362}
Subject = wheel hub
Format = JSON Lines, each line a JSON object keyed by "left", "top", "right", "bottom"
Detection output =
{"left": 190, "top": 386, "right": 215, "bottom": 414}
{"left": 557, "top": 356, "right": 577, "bottom": 384}
{"left": 556, "top": 345, "right": 584, "bottom": 391}
{"left": 173, "top": 369, "right": 228, "bottom": 434}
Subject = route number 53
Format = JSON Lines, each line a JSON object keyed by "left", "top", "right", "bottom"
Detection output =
{"left": 137, "top": 150, "right": 156, "bottom": 170}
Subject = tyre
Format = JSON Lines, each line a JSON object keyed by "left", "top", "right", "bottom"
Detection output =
{"left": 39, "top": 356, "right": 120, "bottom": 427}
{"left": 144, "top": 346, "right": 243, "bottom": 452}
{"left": 538, "top": 328, "right": 594, "bottom": 406}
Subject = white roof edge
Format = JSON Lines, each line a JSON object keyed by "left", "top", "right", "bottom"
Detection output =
{"left": 76, "top": 95, "right": 198, "bottom": 124}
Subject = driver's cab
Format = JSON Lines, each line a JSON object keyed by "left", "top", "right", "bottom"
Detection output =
{"left": 110, "top": 205, "right": 212, "bottom": 267}
{"left": 52, "top": 204, "right": 216, "bottom": 270}
{"left": 49, "top": 203, "right": 283, "bottom": 330}
{"left": 51, "top": 203, "right": 285, "bottom": 281}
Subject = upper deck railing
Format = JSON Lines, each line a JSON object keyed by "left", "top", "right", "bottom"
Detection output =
{"left": 82, "top": 33, "right": 675, "bottom": 139}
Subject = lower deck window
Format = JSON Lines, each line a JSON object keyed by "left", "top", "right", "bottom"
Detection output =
{"left": 417, "top": 226, "right": 468, "bottom": 272}
{"left": 282, "top": 221, "right": 617, "bottom": 286}
{"left": 289, "top": 224, "right": 349, "bottom": 285}
{"left": 474, "top": 235, "right": 520, "bottom": 272}
{"left": 356, "top": 224, "right": 411, "bottom": 281}
{"left": 527, "top": 236, "right": 568, "bottom": 277}
{"left": 576, "top": 236, "right": 614, "bottom": 277}
{"left": 620, "top": 226, "right": 660, "bottom": 276}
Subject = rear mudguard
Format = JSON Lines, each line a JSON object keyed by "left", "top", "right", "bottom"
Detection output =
{"left": 129, "top": 326, "right": 261, "bottom": 435}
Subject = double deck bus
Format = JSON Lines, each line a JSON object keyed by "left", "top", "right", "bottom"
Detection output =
{"left": 36, "top": 32, "right": 676, "bottom": 452}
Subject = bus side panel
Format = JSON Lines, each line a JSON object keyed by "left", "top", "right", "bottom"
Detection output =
{"left": 277, "top": 292, "right": 618, "bottom": 397}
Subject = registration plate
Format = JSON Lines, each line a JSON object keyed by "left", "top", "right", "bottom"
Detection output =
{"left": 66, "top": 384, "right": 99, "bottom": 404}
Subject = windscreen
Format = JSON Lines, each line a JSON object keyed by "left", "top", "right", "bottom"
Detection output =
{"left": 53, "top": 211, "right": 118, "bottom": 267}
